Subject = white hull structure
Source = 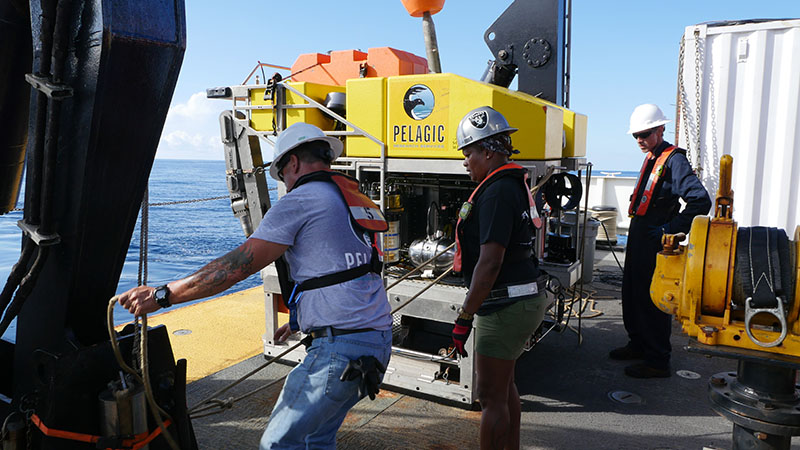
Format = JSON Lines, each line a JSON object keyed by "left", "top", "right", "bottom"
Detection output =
{"left": 583, "top": 173, "right": 636, "bottom": 232}
{"left": 678, "top": 19, "right": 800, "bottom": 233}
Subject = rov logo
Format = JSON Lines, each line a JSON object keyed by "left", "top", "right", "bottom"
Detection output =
{"left": 468, "top": 110, "right": 488, "bottom": 129}
{"left": 403, "top": 84, "right": 435, "bottom": 120}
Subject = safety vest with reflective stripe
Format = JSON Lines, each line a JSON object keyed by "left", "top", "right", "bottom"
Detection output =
{"left": 293, "top": 170, "right": 388, "bottom": 233}
{"left": 628, "top": 146, "right": 677, "bottom": 217}
{"left": 454, "top": 163, "right": 534, "bottom": 272}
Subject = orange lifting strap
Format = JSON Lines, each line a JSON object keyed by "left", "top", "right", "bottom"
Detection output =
{"left": 30, "top": 413, "right": 172, "bottom": 450}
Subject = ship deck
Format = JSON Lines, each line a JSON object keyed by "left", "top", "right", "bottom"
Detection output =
{"left": 148, "top": 246, "right": 800, "bottom": 449}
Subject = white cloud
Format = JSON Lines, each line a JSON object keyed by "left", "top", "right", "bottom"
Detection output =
{"left": 168, "top": 91, "right": 218, "bottom": 119}
{"left": 156, "top": 91, "right": 225, "bottom": 160}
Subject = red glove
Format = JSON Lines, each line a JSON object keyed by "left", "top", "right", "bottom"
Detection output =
{"left": 451, "top": 317, "right": 473, "bottom": 357}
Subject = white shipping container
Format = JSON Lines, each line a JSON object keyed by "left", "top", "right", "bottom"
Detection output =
{"left": 677, "top": 19, "right": 800, "bottom": 234}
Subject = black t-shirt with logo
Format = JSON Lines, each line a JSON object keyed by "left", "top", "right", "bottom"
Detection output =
{"left": 460, "top": 175, "right": 539, "bottom": 313}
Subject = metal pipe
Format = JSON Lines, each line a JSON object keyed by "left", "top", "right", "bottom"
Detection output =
{"left": 0, "top": 0, "right": 56, "bottom": 325}
{"left": 564, "top": 0, "right": 572, "bottom": 107}
{"left": 18, "top": 0, "right": 56, "bottom": 224}
{"left": 422, "top": 11, "right": 442, "bottom": 73}
{"left": 386, "top": 242, "right": 455, "bottom": 291}
{"left": 576, "top": 162, "right": 592, "bottom": 342}
{"left": 40, "top": 0, "right": 72, "bottom": 233}
{"left": 391, "top": 346, "right": 458, "bottom": 365}
{"left": 0, "top": 243, "right": 36, "bottom": 321}
{"left": 0, "top": 0, "right": 74, "bottom": 338}
{"left": 0, "top": 247, "right": 48, "bottom": 336}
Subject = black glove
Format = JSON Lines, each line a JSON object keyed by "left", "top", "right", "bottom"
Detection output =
{"left": 451, "top": 317, "right": 473, "bottom": 357}
{"left": 340, "top": 356, "right": 386, "bottom": 400}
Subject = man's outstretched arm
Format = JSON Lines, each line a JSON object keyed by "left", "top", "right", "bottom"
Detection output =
{"left": 118, "top": 238, "right": 288, "bottom": 316}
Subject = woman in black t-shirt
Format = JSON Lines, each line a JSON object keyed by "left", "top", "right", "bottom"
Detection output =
{"left": 451, "top": 106, "right": 548, "bottom": 450}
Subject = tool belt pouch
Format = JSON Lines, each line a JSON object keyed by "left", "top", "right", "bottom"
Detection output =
{"left": 300, "top": 334, "right": 314, "bottom": 350}
{"left": 339, "top": 356, "right": 386, "bottom": 400}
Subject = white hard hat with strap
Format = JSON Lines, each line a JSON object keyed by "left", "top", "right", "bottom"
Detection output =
{"left": 627, "top": 103, "right": 671, "bottom": 134}
{"left": 270, "top": 123, "right": 343, "bottom": 181}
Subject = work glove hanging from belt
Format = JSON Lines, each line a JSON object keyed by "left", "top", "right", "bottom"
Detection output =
{"left": 451, "top": 317, "right": 473, "bottom": 357}
{"left": 340, "top": 356, "right": 386, "bottom": 400}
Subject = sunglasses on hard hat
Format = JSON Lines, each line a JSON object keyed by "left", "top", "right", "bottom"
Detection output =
{"left": 632, "top": 129, "right": 653, "bottom": 140}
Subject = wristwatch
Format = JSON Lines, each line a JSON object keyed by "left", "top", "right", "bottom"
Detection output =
{"left": 154, "top": 285, "right": 172, "bottom": 309}
{"left": 457, "top": 307, "right": 474, "bottom": 320}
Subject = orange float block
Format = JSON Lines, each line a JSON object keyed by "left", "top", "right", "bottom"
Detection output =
{"left": 291, "top": 47, "right": 428, "bottom": 86}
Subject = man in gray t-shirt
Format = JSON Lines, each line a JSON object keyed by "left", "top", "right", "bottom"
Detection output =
{"left": 250, "top": 178, "right": 392, "bottom": 333}
{"left": 117, "top": 123, "right": 392, "bottom": 449}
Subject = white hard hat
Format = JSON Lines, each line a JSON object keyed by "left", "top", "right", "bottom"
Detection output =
{"left": 269, "top": 123, "right": 343, "bottom": 181}
{"left": 456, "top": 106, "right": 517, "bottom": 150}
{"left": 627, "top": 103, "right": 671, "bottom": 134}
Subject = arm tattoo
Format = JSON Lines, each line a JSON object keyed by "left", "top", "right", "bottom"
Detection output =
{"left": 187, "top": 245, "right": 256, "bottom": 294}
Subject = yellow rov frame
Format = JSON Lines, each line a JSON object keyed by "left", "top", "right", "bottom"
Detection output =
{"left": 651, "top": 155, "right": 800, "bottom": 355}
{"left": 216, "top": 70, "right": 589, "bottom": 405}
{"left": 246, "top": 74, "right": 587, "bottom": 161}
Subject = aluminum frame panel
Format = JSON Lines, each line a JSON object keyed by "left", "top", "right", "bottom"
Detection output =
{"left": 678, "top": 20, "right": 800, "bottom": 233}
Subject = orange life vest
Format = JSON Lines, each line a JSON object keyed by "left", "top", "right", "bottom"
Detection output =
{"left": 294, "top": 169, "right": 388, "bottom": 232}
{"left": 628, "top": 146, "right": 677, "bottom": 217}
{"left": 454, "top": 163, "right": 534, "bottom": 272}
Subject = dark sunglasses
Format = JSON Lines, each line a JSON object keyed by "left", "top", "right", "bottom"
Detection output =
{"left": 275, "top": 157, "right": 289, "bottom": 182}
{"left": 632, "top": 129, "right": 653, "bottom": 140}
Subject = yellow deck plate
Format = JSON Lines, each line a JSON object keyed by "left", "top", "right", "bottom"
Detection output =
{"left": 121, "top": 287, "right": 268, "bottom": 383}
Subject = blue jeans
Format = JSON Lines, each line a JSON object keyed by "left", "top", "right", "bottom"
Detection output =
{"left": 259, "top": 329, "right": 392, "bottom": 450}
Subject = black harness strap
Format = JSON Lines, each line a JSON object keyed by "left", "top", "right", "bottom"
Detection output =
{"left": 296, "top": 246, "right": 382, "bottom": 292}
{"left": 736, "top": 226, "right": 794, "bottom": 347}
{"left": 737, "top": 227, "right": 787, "bottom": 308}
{"left": 274, "top": 255, "right": 294, "bottom": 308}
{"left": 287, "top": 171, "right": 385, "bottom": 293}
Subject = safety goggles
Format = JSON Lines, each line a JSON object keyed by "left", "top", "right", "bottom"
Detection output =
{"left": 632, "top": 129, "right": 654, "bottom": 140}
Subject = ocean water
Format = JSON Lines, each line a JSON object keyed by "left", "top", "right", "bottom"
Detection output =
{"left": 594, "top": 170, "right": 638, "bottom": 178}
{"left": 1, "top": 159, "right": 277, "bottom": 342}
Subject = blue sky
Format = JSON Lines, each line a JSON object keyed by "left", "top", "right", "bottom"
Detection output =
{"left": 158, "top": 0, "right": 798, "bottom": 171}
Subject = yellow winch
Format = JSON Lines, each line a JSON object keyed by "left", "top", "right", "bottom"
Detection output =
{"left": 650, "top": 155, "right": 800, "bottom": 355}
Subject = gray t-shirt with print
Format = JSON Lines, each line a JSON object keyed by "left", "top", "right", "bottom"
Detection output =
{"left": 249, "top": 179, "right": 392, "bottom": 333}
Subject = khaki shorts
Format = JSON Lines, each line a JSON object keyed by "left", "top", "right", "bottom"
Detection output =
{"left": 474, "top": 293, "right": 548, "bottom": 360}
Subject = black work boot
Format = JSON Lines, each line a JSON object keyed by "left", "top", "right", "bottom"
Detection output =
{"left": 608, "top": 344, "right": 644, "bottom": 361}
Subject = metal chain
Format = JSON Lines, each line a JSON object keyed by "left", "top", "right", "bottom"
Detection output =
{"left": 677, "top": 36, "right": 690, "bottom": 162}
{"left": 693, "top": 28, "right": 703, "bottom": 175}
{"left": 6, "top": 191, "right": 276, "bottom": 214}
{"left": 148, "top": 195, "right": 228, "bottom": 207}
